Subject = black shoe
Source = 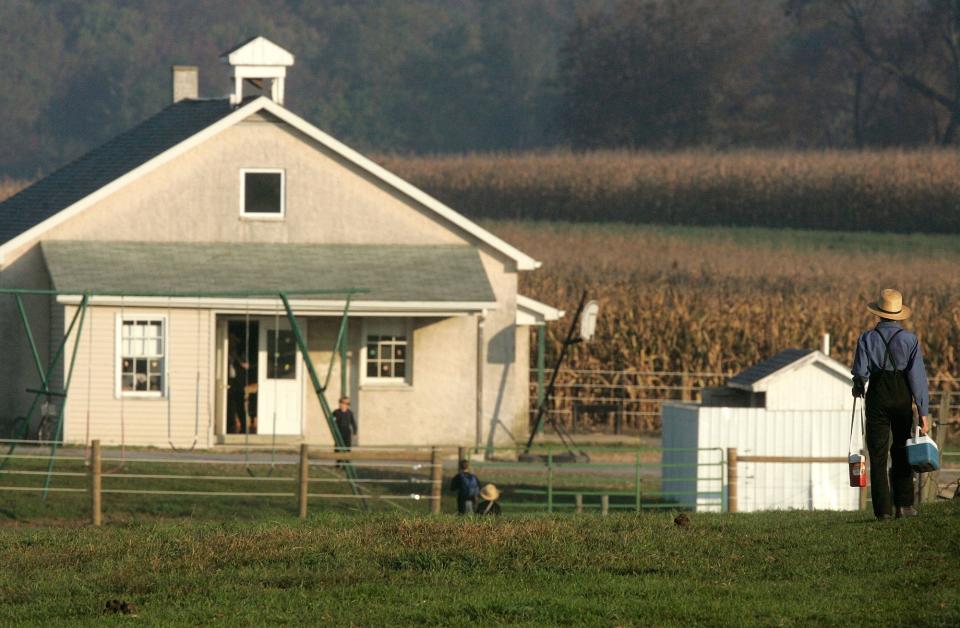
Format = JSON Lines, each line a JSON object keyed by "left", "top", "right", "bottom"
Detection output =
{"left": 876, "top": 514, "right": 892, "bottom": 521}
{"left": 895, "top": 506, "right": 918, "bottom": 518}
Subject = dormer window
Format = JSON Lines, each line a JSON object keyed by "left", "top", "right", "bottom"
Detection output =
{"left": 241, "top": 169, "right": 284, "bottom": 219}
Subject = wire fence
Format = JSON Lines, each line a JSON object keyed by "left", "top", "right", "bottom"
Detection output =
{"left": 0, "top": 438, "right": 955, "bottom": 524}
{"left": 531, "top": 369, "right": 960, "bottom": 434}
{"left": 0, "top": 441, "right": 442, "bottom": 523}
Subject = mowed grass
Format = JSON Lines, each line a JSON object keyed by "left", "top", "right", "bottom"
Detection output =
{"left": 0, "top": 503, "right": 957, "bottom": 626}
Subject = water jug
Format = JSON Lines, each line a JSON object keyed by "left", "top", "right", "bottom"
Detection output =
{"left": 848, "top": 453, "right": 866, "bottom": 487}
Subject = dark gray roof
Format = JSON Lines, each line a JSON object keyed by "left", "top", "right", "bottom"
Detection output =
{"left": 0, "top": 99, "right": 243, "bottom": 246}
{"left": 727, "top": 349, "right": 814, "bottom": 388}
{"left": 41, "top": 241, "right": 496, "bottom": 303}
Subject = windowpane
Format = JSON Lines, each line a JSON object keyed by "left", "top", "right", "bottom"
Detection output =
{"left": 244, "top": 172, "right": 283, "bottom": 214}
{"left": 120, "top": 319, "right": 164, "bottom": 395}
{"left": 267, "top": 329, "right": 297, "bottom": 380}
{"left": 365, "top": 324, "right": 408, "bottom": 381}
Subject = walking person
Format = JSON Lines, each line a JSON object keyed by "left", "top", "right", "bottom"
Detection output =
{"left": 449, "top": 459, "right": 481, "bottom": 515}
{"left": 332, "top": 396, "right": 356, "bottom": 465}
{"left": 852, "top": 289, "right": 930, "bottom": 520}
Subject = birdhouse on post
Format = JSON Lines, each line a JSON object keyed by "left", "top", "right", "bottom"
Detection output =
{"left": 221, "top": 36, "right": 295, "bottom": 106}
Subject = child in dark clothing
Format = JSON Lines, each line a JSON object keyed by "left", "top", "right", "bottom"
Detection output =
{"left": 477, "top": 483, "right": 501, "bottom": 516}
{"left": 449, "top": 459, "right": 480, "bottom": 514}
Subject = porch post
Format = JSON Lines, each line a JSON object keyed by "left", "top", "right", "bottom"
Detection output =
{"left": 536, "top": 324, "right": 546, "bottom": 409}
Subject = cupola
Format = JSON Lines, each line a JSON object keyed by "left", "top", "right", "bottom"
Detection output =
{"left": 220, "top": 36, "right": 295, "bottom": 106}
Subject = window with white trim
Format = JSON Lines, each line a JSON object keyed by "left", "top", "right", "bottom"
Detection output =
{"left": 363, "top": 319, "right": 410, "bottom": 384}
{"left": 240, "top": 169, "right": 285, "bottom": 218}
{"left": 118, "top": 318, "right": 165, "bottom": 396}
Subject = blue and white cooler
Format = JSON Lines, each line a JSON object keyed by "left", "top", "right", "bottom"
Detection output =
{"left": 906, "top": 426, "right": 940, "bottom": 473}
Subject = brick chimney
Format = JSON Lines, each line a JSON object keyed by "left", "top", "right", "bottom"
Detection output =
{"left": 171, "top": 65, "right": 198, "bottom": 103}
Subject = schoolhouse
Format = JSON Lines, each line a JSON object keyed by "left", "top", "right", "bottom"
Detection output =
{"left": 0, "top": 37, "right": 560, "bottom": 449}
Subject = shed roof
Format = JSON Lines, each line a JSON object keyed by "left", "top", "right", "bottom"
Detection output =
{"left": 727, "top": 348, "right": 850, "bottom": 392}
{"left": 42, "top": 241, "right": 496, "bottom": 304}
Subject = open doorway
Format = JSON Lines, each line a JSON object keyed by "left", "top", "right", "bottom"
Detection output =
{"left": 227, "top": 320, "right": 259, "bottom": 434}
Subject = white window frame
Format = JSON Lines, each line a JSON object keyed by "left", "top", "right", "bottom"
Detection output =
{"left": 240, "top": 168, "right": 286, "bottom": 220}
{"left": 115, "top": 313, "right": 168, "bottom": 399}
{"left": 360, "top": 318, "right": 412, "bottom": 388}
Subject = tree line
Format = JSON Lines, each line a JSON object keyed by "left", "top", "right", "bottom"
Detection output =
{"left": 1, "top": 0, "right": 958, "bottom": 179}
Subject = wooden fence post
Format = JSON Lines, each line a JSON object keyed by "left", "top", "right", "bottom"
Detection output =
{"left": 430, "top": 447, "right": 442, "bottom": 514}
{"left": 600, "top": 494, "right": 609, "bottom": 516}
{"left": 90, "top": 439, "right": 101, "bottom": 527}
{"left": 575, "top": 493, "right": 583, "bottom": 513}
{"left": 298, "top": 444, "right": 309, "bottom": 519}
{"left": 727, "top": 447, "right": 738, "bottom": 514}
{"left": 457, "top": 446, "right": 467, "bottom": 463}
{"left": 922, "top": 395, "right": 951, "bottom": 503}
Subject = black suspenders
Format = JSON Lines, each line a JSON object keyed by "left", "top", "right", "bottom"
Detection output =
{"left": 875, "top": 328, "right": 904, "bottom": 372}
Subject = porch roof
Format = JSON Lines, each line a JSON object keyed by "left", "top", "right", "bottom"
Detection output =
{"left": 42, "top": 241, "right": 496, "bottom": 304}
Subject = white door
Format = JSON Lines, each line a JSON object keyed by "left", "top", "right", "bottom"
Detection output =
{"left": 256, "top": 316, "right": 303, "bottom": 435}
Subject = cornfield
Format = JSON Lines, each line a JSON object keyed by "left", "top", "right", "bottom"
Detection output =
{"left": 491, "top": 221, "right": 960, "bottom": 431}
{"left": 379, "top": 149, "right": 960, "bottom": 233}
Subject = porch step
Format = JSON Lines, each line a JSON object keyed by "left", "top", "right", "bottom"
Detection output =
{"left": 217, "top": 434, "right": 305, "bottom": 446}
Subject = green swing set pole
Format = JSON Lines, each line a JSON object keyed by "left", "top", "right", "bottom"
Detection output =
{"left": 323, "top": 295, "right": 353, "bottom": 392}
{"left": 1, "top": 293, "right": 92, "bottom": 470}
{"left": 14, "top": 296, "right": 45, "bottom": 385}
{"left": 279, "top": 292, "right": 367, "bottom": 508}
{"left": 42, "top": 293, "right": 89, "bottom": 498}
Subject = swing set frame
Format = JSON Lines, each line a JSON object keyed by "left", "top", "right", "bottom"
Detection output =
{"left": 0, "top": 286, "right": 369, "bottom": 504}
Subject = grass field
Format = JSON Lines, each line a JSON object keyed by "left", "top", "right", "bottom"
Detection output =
{"left": 0, "top": 503, "right": 957, "bottom": 625}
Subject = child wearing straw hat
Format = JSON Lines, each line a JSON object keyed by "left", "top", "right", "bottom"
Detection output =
{"left": 852, "top": 289, "right": 930, "bottom": 520}
{"left": 476, "top": 484, "right": 501, "bottom": 516}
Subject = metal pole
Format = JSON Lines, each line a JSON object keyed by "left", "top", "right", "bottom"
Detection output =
{"left": 536, "top": 325, "right": 546, "bottom": 409}
{"left": 476, "top": 312, "right": 485, "bottom": 450}
{"left": 279, "top": 293, "right": 366, "bottom": 508}
{"left": 340, "top": 316, "right": 348, "bottom": 403}
{"left": 14, "top": 295, "right": 45, "bottom": 384}
{"left": 635, "top": 450, "right": 642, "bottom": 512}
{"left": 298, "top": 443, "right": 309, "bottom": 519}
{"left": 43, "top": 294, "right": 89, "bottom": 498}
{"left": 547, "top": 449, "right": 554, "bottom": 513}
{"left": 90, "top": 439, "right": 102, "bottom": 526}
{"left": 525, "top": 292, "right": 588, "bottom": 452}
{"left": 430, "top": 447, "right": 442, "bottom": 514}
{"left": 727, "top": 447, "right": 738, "bottom": 513}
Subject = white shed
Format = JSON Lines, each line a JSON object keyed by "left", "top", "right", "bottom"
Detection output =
{"left": 662, "top": 349, "right": 860, "bottom": 512}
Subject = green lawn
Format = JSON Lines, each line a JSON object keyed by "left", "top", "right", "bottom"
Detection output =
{"left": 0, "top": 502, "right": 957, "bottom": 626}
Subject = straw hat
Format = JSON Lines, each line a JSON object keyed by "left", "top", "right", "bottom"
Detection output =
{"left": 479, "top": 483, "right": 500, "bottom": 501}
{"left": 867, "top": 289, "right": 911, "bottom": 320}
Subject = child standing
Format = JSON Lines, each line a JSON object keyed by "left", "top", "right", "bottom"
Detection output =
{"left": 449, "top": 459, "right": 480, "bottom": 515}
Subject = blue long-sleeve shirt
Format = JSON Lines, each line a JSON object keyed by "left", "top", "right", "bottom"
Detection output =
{"left": 852, "top": 320, "right": 929, "bottom": 415}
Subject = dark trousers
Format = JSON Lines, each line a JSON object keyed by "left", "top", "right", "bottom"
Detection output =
{"left": 865, "top": 372, "right": 915, "bottom": 518}
{"left": 227, "top": 384, "right": 246, "bottom": 433}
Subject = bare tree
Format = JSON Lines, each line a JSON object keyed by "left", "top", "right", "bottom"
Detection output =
{"left": 792, "top": 0, "right": 960, "bottom": 144}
